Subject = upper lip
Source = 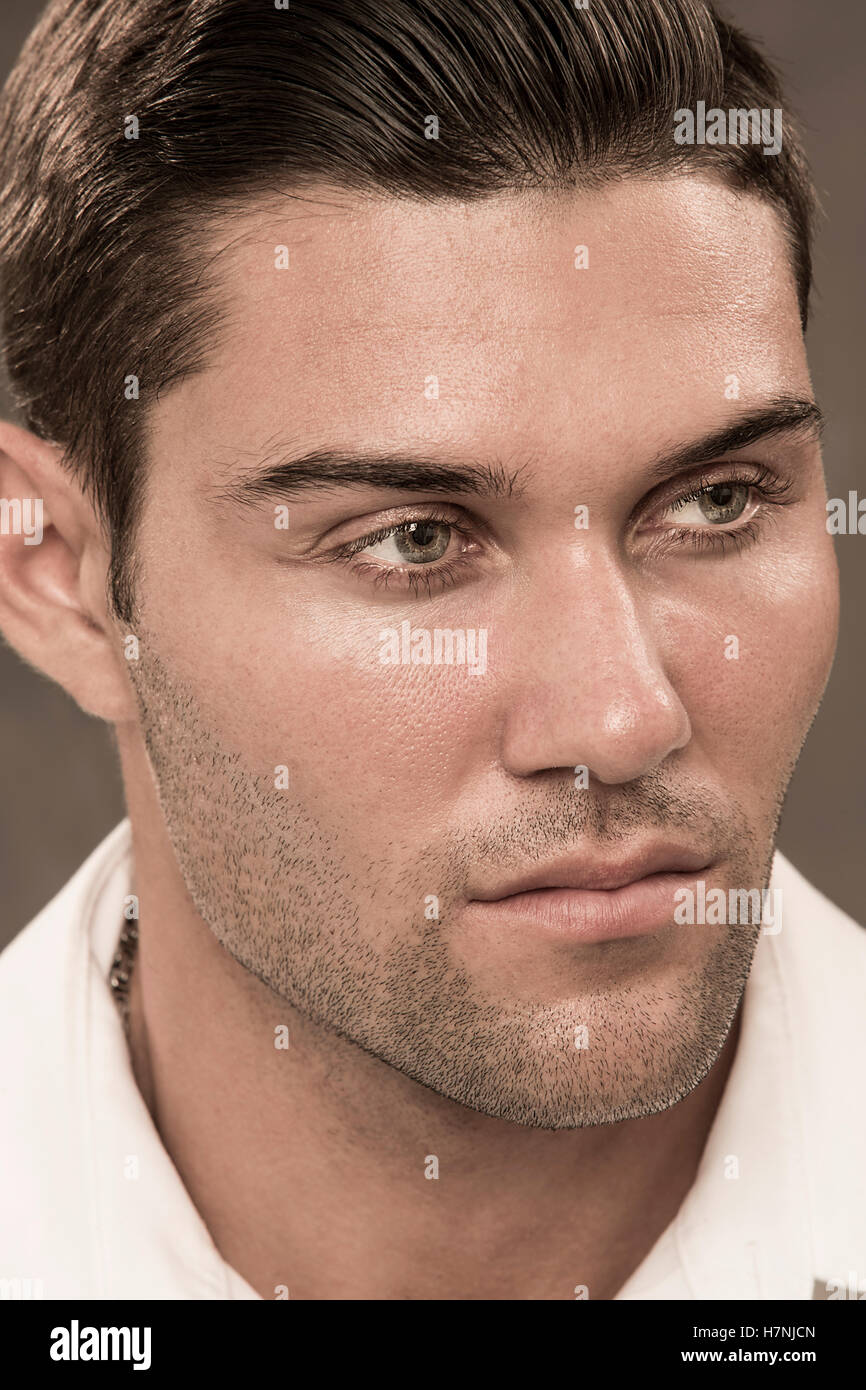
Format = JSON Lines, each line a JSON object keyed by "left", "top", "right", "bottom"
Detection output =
{"left": 470, "top": 843, "right": 713, "bottom": 900}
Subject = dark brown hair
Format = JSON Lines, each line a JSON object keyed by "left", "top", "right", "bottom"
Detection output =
{"left": 0, "top": 0, "right": 817, "bottom": 623}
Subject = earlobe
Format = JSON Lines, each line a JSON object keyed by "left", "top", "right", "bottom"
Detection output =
{"left": 0, "top": 417, "right": 138, "bottom": 723}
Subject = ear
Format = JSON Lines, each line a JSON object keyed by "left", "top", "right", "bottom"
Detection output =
{"left": 0, "top": 416, "right": 138, "bottom": 722}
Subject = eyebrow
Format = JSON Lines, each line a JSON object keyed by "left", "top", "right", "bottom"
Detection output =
{"left": 643, "top": 396, "right": 824, "bottom": 482}
{"left": 212, "top": 449, "right": 524, "bottom": 507}
{"left": 211, "top": 395, "right": 824, "bottom": 509}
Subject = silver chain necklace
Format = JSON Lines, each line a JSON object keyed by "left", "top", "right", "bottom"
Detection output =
{"left": 109, "top": 919, "right": 139, "bottom": 1035}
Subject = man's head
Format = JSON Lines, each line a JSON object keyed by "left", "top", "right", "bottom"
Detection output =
{"left": 0, "top": 0, "right": 837, "bottom": 1127}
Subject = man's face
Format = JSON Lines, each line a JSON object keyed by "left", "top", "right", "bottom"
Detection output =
{"left": 123, "top": 174, "right": 837, "bottom": 1127}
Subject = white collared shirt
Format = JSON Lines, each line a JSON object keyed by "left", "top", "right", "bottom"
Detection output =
{"left": 1, "top": 820, "right": 865, "bottom": 1300}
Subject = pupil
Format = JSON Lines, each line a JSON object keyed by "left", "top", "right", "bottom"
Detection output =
{"left": 709, "top": 485, "right": 734, "bottom": 506}
{"left": 408, "top": 522, "right": 438, "bottom": 548}
{"left": 394, "top": 519, "right": 451, "bottom": 563}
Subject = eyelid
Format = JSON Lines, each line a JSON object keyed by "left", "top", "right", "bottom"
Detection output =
{"left": 638, "top": 462, "right": 794, "bottom": 527}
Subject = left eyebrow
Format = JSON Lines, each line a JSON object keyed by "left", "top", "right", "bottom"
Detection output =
{"left": 209, "top": 446, "right": 528, "bottom": 509}
{"left": 643, "top": 396, "right": 824, "bottom": 483}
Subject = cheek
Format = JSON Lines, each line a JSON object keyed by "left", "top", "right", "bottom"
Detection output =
{"left": 661, "top": 534, "right": 838, "bottom": 801}
{"left": 139, "top": 513, "right": 493, "bottom": 840}
{"left": 299, "top": 665, "right": 485, "bottom": 834}
{"left": 164, "top": 592, "right": 492, "bottom": 838}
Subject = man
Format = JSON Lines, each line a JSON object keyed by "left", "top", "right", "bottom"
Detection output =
{"left": 0, "top": 0, "right": 862, "bottom": 1302}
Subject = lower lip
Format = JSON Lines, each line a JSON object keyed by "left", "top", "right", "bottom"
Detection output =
{"left": 464, "top": 873, "right": 703, "bottom": 945}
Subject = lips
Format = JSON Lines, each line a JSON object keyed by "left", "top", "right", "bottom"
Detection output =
{"left": 462, "top": 842, "right": 716, "bottom": 945}
{"left": 469, "top": 842, "right": 713, "bottom": 901}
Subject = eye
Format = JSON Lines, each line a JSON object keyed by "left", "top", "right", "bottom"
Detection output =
{"left": 330, "top": 509, "right": 483, "bottom": 597}
{"left": 666, "top": 482, "right": 753, "bottom": 527}
{"left": 637, "top": 465, "right": 797, "bottom": 559}
{"left": 361, "top": 519, "right": 454, "bottom": 565}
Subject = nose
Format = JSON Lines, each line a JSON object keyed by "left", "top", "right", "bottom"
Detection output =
{"left": 500, "top": 547, "right": 691, "bottom": 785}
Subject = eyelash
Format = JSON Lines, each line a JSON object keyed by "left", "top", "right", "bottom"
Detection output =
{"left": 330, "top": 466, "right": 795, "bottom": 596}
{"left": 642, "top": 465, "right": 795, "bottom": 558}
{"left": 333, "top": 515, "right": 477, "bottom": 597}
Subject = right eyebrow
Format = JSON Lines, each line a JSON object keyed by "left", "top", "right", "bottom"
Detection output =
{"left": 208, "top": 446, "right": 530, "bottom": 510}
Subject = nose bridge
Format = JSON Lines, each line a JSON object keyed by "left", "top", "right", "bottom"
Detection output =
{"left": 501, "top": 542, "right": 691, "bottom": 784}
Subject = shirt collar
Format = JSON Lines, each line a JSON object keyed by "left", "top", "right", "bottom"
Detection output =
{"left": 618, "top": 851, "right": 814, "bottom": 1298}
{"left": 83, "top": 819, "right": 261, "bottom": 1299}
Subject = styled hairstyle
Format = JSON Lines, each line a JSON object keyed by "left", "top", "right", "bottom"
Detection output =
{"left": 0, "top": 0, "right": 817, "bottom": 623}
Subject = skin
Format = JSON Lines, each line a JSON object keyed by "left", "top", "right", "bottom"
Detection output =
{"left": 0, "top": 173, "right": 838, "bottom": 1299}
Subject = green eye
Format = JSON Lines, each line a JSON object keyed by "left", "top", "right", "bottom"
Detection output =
{"left": 391, "top": 520, "right": 452, "bottom": 563}
{"left": 669, "top": 482, "right": 752, "bottom": 527}
{"left": 696, "top": 484, "right": 750, "bottom": 524}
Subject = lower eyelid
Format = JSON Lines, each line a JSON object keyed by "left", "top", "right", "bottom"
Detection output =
{"left": 688, "top": 518, "right": 765, "bottom": 551}
{"left": 637, "top": 506, "right": 780, "bottom": 560}
{"left": 347, "top": 553, "right": 474, "bottom": 596}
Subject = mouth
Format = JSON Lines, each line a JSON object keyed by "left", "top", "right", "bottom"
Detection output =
{"left": 465, "top": 844, "right": 714, "bottom": 944}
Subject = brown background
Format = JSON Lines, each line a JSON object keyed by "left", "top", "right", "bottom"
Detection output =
{"left": 1, "top": 0, "right": 863, "bottom": 948}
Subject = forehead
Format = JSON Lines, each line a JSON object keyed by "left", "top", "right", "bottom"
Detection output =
{"left": 152, "top": 175, "right": 807, "bottom": 478}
